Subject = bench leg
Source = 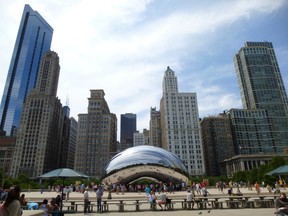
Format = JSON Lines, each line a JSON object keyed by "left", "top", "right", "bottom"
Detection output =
{"left": 119, "top": 204, "right": 124, "bottom": 212}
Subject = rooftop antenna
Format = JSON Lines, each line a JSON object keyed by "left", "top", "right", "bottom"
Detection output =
{"left": 66, "top": 94, "right": 69, "bottom": 107}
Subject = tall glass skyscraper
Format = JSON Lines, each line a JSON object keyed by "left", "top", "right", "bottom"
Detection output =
{"left": 0, "top": 4, "right": 53, "bottom": 136}
{"left": 120, "top": 113, "right": 137, "bottom": 151}
{"left": 234, "top": 42, "right": 288, "bottom": 153}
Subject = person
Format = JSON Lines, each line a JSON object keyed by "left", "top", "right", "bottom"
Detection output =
{"left": 83, "top": 188, "right": 89, "bottom": 215}
{"left": 41, "top": 184, "right": 44, "bottom": 194}
{"left": 120, "top": 184, "right": 125, "bottom": 195}
{"left": 157, "top": 189, "right": 167, "bottom": 210}
{"left": 2, "top": 185, "right": 22, "bottom": 216}
{"left": 19, "top": 193, "right": 27, "bottom": 206}
{"left": 275, "top": 192, "right": 288, "bottom": 215}
{"left": 116, "top": 185, "right": 120, "bottom": 194}
{"left": 145, "top": 185, "right": 151, "bottom": 197}
{"left": 54, "top": 194, "right": 61, "bottom": 207}
{"left": 62, "top": 186, "right": 67, "bottom": 201}
{"left": 66, "top": 186, "right": 71, "bottom": 201}
{"left": 96, "top": 185, "right": 104, "bottom": 212}
{"left": 201, "top": 187, "right": 211, "bottom": 207}
{"left": 49, "top": 198, "right": 59, "bottom": 216}
{"left": 235, "top": 187, "right": 243, "bottom": 196}
{"left": 266, "top": 184, "right": 272, "bottom": 193}
{"left": 186, "top": 190, "right": 194, "bottom": 210}
{"left": 228, "top": 187, "right": 233, "bottom": 196}
{"left": 255, "top": 182, "right": 260, "bottom": 195}
{"left": 195, "top": 182, "right": 201, "bottom": 195}
{"left": 202, "top": 186, "right": 210, "bottom": 197}
{"left": 148, "top": 191, "right": 157, "bottom": 210}
{"left": 0, "top": 189, "right": 7, "bottom": 202}
{"left": 39, "top": 199, "right": 50, "bottom": 216}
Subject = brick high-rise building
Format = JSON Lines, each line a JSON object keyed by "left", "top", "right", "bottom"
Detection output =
{"left": 10, "top": 51, "right": 63, "bottom": 178}
{"left": 149, "top": 107, "right": 162, "bottom": 147}
{"left": 200, "top": 112, "right": 235, "bottom": 176}
{"left": 74, "top": 90, "right": 117, "bottom": 178}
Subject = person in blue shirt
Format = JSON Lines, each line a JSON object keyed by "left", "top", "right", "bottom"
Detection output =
{"left": 145, "top": 185, "right": 151, "bottom": 198}
{"left": 96, "top": 185, "right": 104, "bottom": 212}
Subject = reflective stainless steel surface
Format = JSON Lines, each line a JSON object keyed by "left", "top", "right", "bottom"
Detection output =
{"left": 102, "top": 146, "right": 189, "bottom": 186}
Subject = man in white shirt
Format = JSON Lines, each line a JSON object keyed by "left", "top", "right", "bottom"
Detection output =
{"left": 158, "top": 189, "right": 167, "bottom": 210}
{"left": 186, "top": 190, "right": 194, "bottom": 210}
{"left": 83, "top": 188, "right": 89, "bottom": 215}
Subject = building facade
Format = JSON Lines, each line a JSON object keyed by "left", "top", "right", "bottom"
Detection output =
{"left": 74, "top": 90, "right": 117, "bottom": 178}
{"left": 234, "top": 41, "right": 288, "bottom": 154}
{"left": 133, "top": 131, "right": 145, "bottom": 146}
{"left": 149, "top": 107, "right": 162, "bottom": 147}
{"left": 120, "top": 113, "right": 137, "bottom": 151}
{"left": 200, "top": 112, "right": 235, "bottom": 176}
{"left": 0, "top": 135, "right": 16, "bottom": 176}
{"left": 60, "top": 106, "right": 71, "bottom": 168}
{"left": 0, "top": 4, "right": 53, "bottom": 136}
{"left": 67, "top": 117, "right": 77, "bottom": 169}
{"left": 229, "top": 108, "right": 273, "bottom": 154}
{"left": 10, "top": 51, "right": 63, "bottom": 178}
{"left": 160, "top": 66, "right": 204, "bottom": 176}
{"left": 133, "top": 129, "right": 149, "bottom": 146}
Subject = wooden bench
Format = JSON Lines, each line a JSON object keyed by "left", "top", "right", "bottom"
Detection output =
{"left": 102, "top": 201, "right": 120, "bottom": 212}
{"left": 165, "top": 201, "right": 176, "bottom": 210}
{"left": 116, "top": 202, "right": 143, "bottom": 212}
{"left": 254, "top": 199, "right": 274, "bottom": 208}
{"left": 62, "top": 204, "right": 75, "bottom": 211}
{"left": 225, "top": 200, "right": 241, "bottom": 208}
{"left": 77, "top": 203, "right": 96, "bottom": 212}
{"left": 211, "top": 200, "right": 224, "bottom": 209}
{"left": 245, "top": 200, "right": 255, "bottom": 208}
{"left": 195, "top": 200, "right": 211, "bottom": 209}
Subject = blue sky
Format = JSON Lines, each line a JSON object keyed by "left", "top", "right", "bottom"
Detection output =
{"left": 0, "top": 0, "right": 288, "bottom": 136}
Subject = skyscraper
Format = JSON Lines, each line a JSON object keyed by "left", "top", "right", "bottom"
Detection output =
{"left": 75, "top": 90, "right": 117, "bottom": 177}
{"left": 160, "top": 66, "right": 204, "bottom": 175}
{"left": 120, "top": 113, "right": 137, "bottom": 151}
{"left": 67, "top": 117, "right": 78, "bottom": 169}
{"left": 149, "top": 107, "right": 162, "bottom": 147}
{"left": 234, "top": 42, "right": 288, "bottom": 153}
{"left": 0, "top": 4, "right": 53, "bottom": 136}
{"left": 10, "top": 51, "right": 63, "bottom": 178}
{"left": 200, "top": 112, "right": 235, "bottom": 176}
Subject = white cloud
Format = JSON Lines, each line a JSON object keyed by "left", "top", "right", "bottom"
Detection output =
{"left": 0, "top": 0, "right": 287, "bottom": 138}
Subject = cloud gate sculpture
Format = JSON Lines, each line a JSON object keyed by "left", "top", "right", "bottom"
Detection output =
{"left": 102, "top": 146, "right": 189, "bottom": 186}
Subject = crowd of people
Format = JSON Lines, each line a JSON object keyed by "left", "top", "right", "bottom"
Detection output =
{"left": 1, "top": 179, "right": 288, "bottom": 215}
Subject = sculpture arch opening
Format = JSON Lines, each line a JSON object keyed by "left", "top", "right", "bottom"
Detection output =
{"left": 102, "top": 146, "right": 189, "bottom": 186}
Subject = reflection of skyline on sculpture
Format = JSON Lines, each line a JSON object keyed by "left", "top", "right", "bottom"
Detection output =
{"left": 102, "top": 146, "right": 189, "bottom": 186}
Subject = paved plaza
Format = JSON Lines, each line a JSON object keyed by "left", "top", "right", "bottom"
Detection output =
{"left": 21, "top": 187, "right": 279, "bottom": 216}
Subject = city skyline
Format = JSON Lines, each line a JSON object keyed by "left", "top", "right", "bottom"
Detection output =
{"left": 0, "top": 1, "right": 288, "bottom": 135}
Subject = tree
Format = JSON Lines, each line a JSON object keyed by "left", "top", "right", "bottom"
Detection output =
{"left": 232, "top": 171, "right": 247, "bottom": 182}
{"left": 267, "top": 156, "right": 286, "bottom": 171}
